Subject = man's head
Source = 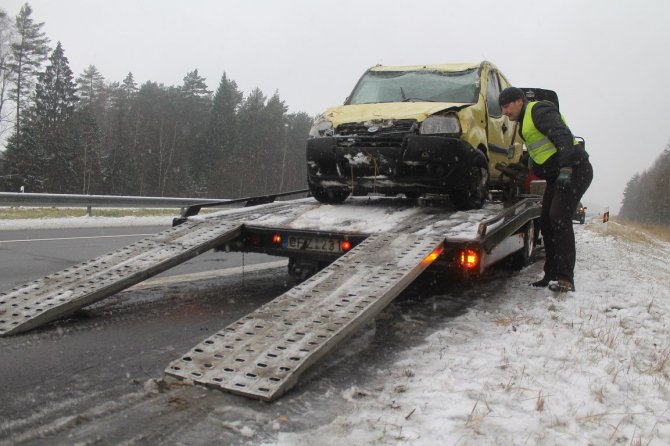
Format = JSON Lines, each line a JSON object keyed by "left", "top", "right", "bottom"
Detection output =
{"left": 499, "top": 87, "right": 525, "bottom": 121}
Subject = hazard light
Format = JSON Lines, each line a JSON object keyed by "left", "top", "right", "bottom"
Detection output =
{"left": 341, "top": 240, "right": 352, "bottom": 251}
{"left": 458, "top": 248, "right": 479, "bottom": 270}
{"left": 272, "top": 233, "right": 282, "bottom": 244}
{"left": 422, "top": 246, "right": 444, "bottom": 264}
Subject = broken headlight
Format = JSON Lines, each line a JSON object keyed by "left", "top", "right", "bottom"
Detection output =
{"left": 309, "top": 117, "right": 334, "bottom": 137}
{"left": 420, "top": 114, "right": 461, "bottom": 135}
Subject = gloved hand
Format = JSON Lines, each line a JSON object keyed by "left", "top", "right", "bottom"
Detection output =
{"left": 556, "top": 167, "right": 572, "bottom": 191}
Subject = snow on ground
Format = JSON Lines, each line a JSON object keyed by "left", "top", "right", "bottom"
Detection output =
{"left": 3, "top": 205, "right": 669, "bottom": 445}
{"left": 267, "top": 220, "right": 670, "bottom": 446}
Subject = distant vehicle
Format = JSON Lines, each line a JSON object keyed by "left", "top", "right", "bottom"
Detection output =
{"left": 573, "top": 202, "right": 587, "bottom": 224}
{"left": 306, "top": 61, "right": 528, "bottom": 209}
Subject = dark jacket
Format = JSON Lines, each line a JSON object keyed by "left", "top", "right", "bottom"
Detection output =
{"left": 518, "top": 100, "right": 588, "bottom": 181}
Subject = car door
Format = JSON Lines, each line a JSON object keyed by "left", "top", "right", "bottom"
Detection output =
{"left": 485, "top": 69, "right": 518, "bottom": 178}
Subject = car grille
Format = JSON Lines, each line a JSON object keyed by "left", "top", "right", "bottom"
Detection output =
{"left": 335, "top": 120, "right": 416, "bottom": 149}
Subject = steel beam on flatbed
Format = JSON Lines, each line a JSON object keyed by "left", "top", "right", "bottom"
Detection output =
{"left": 165, "top": 232, "right": 445, "bottom": 401}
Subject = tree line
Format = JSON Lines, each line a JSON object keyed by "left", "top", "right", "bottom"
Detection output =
{"left": 0, "top": 3, "right": 312, "bottom": 198}
{"left": 619, "top": 142, "right": 670, "bottom": 226}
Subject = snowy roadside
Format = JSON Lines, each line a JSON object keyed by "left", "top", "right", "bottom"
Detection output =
{"left": 269, "top": 221, "right": 670, "bottom": 445}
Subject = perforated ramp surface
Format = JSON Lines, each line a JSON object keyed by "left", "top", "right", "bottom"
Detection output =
{"left": 0, "top": 219, "right": 243, "bottom": 336}
{"left": 165, "top": 231, "right": 445, "bottom": 401}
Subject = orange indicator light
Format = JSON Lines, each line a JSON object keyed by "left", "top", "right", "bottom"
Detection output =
{"left": 341, "top": 240, "right": 352, "bottom": 251}
{"left": 422, "top": 246, "right": 444, "bottom": 264}
{"left": 272, "top": 234, "right": 282, "bottom": 244}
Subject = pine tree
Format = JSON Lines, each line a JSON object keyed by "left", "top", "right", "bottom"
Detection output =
{"left": 102, "top": 76, "right": 138, "bottom": 194}
{"left": 180, "top": 69, "right": 211, "bottom": 194}
{"left": 67, "top": 107, "right": 102, "bottom": 194}
{"left": 8, "top": 3, "right": 50, "bottom": 150}
{"left": 620, "top": 173, "right": 641, "bottom": 220}
{"left": 237, "top": 88, "right": 267, "bottom": 196}
{"left": 133, "top": 81, "right": 163, "bottom": 195}
{"left": 76, "top": 64, "right": 105, "bottom": 108}
{"left": 207, "top": 72, "right": 243, "bottom": 196}
{"left": 120, "top": 72, "right": 137, "bottom": 98}
{"left": 263, "top": 91, "right": 288, "bottom": 193}
{"left": 181, "top": 69, "right": 209, "bottom": 98}
{"left": 621, "top": 142, "right": 670, "bottom": 226}
{"left": 4, "top": 42, "right": 77, "bottom": 192}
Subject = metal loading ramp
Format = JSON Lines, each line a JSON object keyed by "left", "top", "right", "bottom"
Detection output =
{"left": 0, "top": 219, "right": 244, "bottom": 336}
{"left": 165, "top": 231, "right": 445, "bottom": 401}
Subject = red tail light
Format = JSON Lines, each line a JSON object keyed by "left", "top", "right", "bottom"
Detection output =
{"left": 272, "top": 233, "right": 282, "bottom": 244}
{"left": 458, "top": 248, "right": 479, "bottom": 270}
{"left": 341, "top": 240, "right": 352, "bottom": 251}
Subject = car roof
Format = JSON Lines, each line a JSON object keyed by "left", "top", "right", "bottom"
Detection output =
{"left": 369, "top": 61, "right": 489, "bottom": 73}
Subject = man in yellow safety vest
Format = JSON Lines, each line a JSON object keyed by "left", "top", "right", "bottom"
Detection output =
{"left": 499, "top": 87, "right": 593, "bottom": 292}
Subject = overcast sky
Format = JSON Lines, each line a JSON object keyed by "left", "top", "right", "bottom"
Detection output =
{"left": 2, "top": 0, "right": 669, "bottom": 212}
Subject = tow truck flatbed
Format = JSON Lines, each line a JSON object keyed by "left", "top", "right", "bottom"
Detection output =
{"left": 0, "top": 195, "right": 541, "bottom": 400}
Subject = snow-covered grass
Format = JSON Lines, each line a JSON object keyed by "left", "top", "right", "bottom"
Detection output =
{"left": 268, "top": 219, "right": 670, "bottom": 446}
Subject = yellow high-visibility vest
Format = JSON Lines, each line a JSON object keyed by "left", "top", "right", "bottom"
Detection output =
{"left": 521, "top": 101, "right": 576, "bottom": 165}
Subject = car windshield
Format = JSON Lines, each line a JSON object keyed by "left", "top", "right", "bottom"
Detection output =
{"left": 347, "top": 68, "right": 480, "bottom": 105}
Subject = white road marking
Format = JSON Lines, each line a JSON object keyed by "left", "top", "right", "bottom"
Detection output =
{"left": 0, "top": 234, "right": 156, "bottom": 244}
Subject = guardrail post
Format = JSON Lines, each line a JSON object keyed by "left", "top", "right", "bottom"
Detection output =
{"left": 86, "top": 205, "right": 92, "bottom": 217}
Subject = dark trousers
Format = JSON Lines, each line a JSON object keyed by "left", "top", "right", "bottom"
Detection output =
{"left": 540, "top": 160, "right": 593, "bottom": 284}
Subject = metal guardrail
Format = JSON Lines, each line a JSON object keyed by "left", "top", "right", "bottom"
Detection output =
{"left": 0, "top": 192, "right": 229, "bottom": 208}
{"left": 0, "top": 190, "right": 309, "bottom": 216}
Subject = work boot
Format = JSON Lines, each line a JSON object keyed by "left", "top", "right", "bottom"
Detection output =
{"left": 531, "top": 276, "right": 551, "bottom": 287}
{"left": 549, "top": 279, "right": 575, "bottom": 292}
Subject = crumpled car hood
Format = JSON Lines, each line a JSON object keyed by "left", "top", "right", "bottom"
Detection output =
{"left": 321, "top": 102, "right": 470, "bottom": 128}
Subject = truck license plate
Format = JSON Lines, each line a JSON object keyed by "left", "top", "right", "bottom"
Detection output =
{"left": 283, "top": 236, "right": 342, "bottom": 253}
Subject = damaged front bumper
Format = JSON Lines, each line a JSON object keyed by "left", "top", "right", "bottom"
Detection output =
{"left": 306, "top": 134, "right": 480, "bottom": 195}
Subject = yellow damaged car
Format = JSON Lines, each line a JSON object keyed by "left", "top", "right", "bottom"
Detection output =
{"left": 306, "top": 61, "right": 523, "bottom": 209}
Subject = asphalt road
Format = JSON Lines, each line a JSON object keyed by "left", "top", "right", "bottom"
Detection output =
{"left": 0, "top": 225, "right": 278, "bottom": 290}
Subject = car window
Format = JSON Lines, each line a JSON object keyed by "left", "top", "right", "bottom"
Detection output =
{"left": 348, "top": 68, "right": 480, "bottom": 104}
{"left": 487, "top": 70, "right": 502, "bottom": 117}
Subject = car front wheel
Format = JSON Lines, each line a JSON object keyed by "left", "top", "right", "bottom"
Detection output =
{"left": 450, "top": 165, "right": 489, "bottom": 210}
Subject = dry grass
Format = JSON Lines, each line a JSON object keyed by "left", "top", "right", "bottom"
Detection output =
{"left": 589, "top": 218, "right": 670, "bottom": 244}
{"left": 619, "top": 219, "right": 670, "bottom": 242}
{"left": 536, "top": 391, "right": 546, "bottom": 412}
{"left": 649, "top": 348, "right": 670, "bottom": 375}
{"left": 465, "top": 400, "right": 490, "bottom": 432}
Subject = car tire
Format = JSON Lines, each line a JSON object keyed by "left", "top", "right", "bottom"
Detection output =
{"left": 450, "top": 165, "right": 489, "bottom": 211}
{"left": 510, "top": 221, "right": 535, "bottom": 270}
